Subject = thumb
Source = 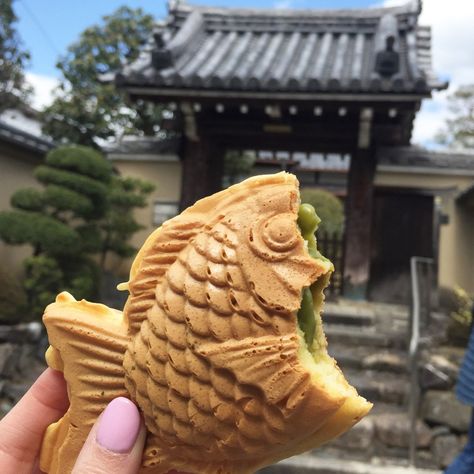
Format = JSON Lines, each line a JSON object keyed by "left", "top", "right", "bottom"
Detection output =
{"left": 72, "top": 397, "right": 146, "bottom": 474}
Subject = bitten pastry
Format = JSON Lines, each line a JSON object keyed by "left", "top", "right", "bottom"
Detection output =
{"left": 40, "top": 172, "right": 372, "bottom": 474}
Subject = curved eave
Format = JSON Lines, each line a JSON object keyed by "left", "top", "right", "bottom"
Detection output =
{"left": 0, "top": 122, "right": 53, "bottom": 155}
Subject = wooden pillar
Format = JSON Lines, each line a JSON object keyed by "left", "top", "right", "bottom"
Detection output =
{"left": 178, "top": 102, "right": 224, "bottom": 211}
{"left": 343, "top": 149, "right": 377, "bottom": 299}
{"left": 343, "top": 108, "right": 376, "bottom": 299}
{"left": 179, "top": 135, "right": 224, "bottom": 211}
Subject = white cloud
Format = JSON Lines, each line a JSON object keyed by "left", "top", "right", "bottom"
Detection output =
{"left": 25, "top": 72, "right": 60, "bottom": 111}
{"left": 274, "top": 0, "right": 293, "bottom": 9}
{"left": 410, "top": 0, "right": 474, "bottom": 147}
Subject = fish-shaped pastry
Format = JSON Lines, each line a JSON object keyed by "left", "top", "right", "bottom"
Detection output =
{"left": 40, "top": 172, "right": 372, "bottom": 474}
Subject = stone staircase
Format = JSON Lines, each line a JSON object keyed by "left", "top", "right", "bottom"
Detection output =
{"left": 259, "top": 299, "right": 443, "bottom": 474}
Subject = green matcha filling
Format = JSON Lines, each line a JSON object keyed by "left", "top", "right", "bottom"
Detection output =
{"left": 297, "top": 203, "right": 324, "bottom": 347}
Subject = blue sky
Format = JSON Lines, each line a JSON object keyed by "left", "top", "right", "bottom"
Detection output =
{"left": 16, "top": 0, "right": 373, "bottom": 77}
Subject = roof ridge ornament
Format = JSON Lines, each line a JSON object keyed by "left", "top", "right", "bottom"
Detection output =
{"left": 152, "top": 27, "right": 172, "bottom": 69}
{"left": 118, "top": 0, "right": 446, "bottom": 95}
{"left": 374, "top": 13, "right": 400, "bottom": 78}
{"left": 415, "top": 0, "right": 422, "bottom": 15}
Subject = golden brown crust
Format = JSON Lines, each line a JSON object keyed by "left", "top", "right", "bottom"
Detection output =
{"left": 40, "top": 173, "right": 372, "bottom": 474}
{"left": 40, "top": 293, "right": 129, "bottom": 473}
{"left": 123, "top": 173, "right": 354, "bottom": 473}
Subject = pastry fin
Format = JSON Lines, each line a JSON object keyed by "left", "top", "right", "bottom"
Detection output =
{"left": 196, "top": 334, "right": 307, "bottom": 405}
{"left": 124, "top": 217, "right": 205, "bottom": 335}
{"left": 40, "top": 292, "right": 129, "bottom": 474}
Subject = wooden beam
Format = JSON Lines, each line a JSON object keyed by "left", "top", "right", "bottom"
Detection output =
{"left": 314, "top": 106, "right": 323, "bottom": 116}
{"left": 196, "top": 118, "right": 358, "bottom": 140}
{"left": 358, "top": 107, "right": 373, "bottom": 149}
{"left": 343, "top": 148, "right": 377, "bottom": 299}
{"left": 180, "top": 102, "right": 198, "bottom": 140}
{"left": 126, "top": 86, "right": 430, "bottom": 102}
{"left": 388, "top": 107, "right": 397, "bottom": 117}
{"left": 265, "top": 105, "right": 281, "bottom": 118}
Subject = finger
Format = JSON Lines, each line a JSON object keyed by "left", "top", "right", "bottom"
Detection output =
{"left": 0, "top": 368, "right": 69, "bottom": 471}
{"left": 72, "top": 397, "right": 145, "bottom": 474}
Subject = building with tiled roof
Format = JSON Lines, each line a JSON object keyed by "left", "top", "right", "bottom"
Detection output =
{"left": 115, "top": 0, "right": 474, "bottom": 300}
{"left": 118, "top": 0, "right": 445, "bottom": 96}
{"left": 0, "top": 108, "right": 54, "bottom": 277}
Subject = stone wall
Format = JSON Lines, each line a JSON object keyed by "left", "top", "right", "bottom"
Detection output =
{"left": 418, "top": 346, "right": 471, "bottom": 469}
{"left": 0, "top": 322, "right": 47, "bottom": 417}
{"left": 316, "top": 345, "right": 471, "bottom": 471}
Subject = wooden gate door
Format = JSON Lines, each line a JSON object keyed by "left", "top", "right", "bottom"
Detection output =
{"left": 369, "top": 188, "right": 434, "bottom": 303}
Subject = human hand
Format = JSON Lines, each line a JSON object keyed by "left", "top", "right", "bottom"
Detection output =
{"left": 0, "top": 368, "right": 69, "bottom": 473}
{"left": 0, "top": 369, "right": 146, "bottom": 473}
{"left": 0, "top": 368, "right": 186, "bottom": 474}
{"left": 72, "top": 396, "right": 146, "bottom": 473}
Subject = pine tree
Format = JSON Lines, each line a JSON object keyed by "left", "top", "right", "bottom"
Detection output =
{"left": 0, "top": 145, "right": 154, "bottom": 317}
{"left": 0, "top": 146, "right": 111, "bottom": 315}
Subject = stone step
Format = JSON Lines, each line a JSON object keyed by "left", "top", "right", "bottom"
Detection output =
{"left": 320, "top": 410, "right": 433, "bottom": 459}
{"left": 343, "top": 369, "right": 410, "bottom": 404}
{"left": 257, "top": 454, "right": 441, "bottom": 474}
{"left": 323, "top": 303, "right": 375, "bottom": 327}
{"left": 369, "top": 402, "right": 406, "bottom": 416}
{"left": 324, "top": 324, "right": 407, "bottom": 349}
{"left": 312, "top": 446, "right": 439, "bottom": 471}
{"left": 329, "top": 344, "right": 408, "bottom": 373}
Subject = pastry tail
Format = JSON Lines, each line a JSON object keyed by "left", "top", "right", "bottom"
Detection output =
{"left": 40, "top": 292, "right": 129, "bottom": 474}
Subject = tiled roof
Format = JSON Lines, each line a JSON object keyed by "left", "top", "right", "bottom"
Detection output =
{"left": 377, "top": 146, "right": 474, "bottom": 172}
{"left": 117, "top": 0, "right": 446, "bottom": 95}
{"left": 102, "top": 136, "right": 180, "bottom": 158}
{"left": 0, "top": 110, "right": 53, "bottom": 154}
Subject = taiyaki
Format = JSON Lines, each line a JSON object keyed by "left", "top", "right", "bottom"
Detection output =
{"left": 40, "top": 172, "right": 372, "bottom": 474}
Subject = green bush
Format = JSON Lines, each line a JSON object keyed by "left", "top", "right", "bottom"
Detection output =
{"left": 0, "top": 269, "right": 28, "bottom": 324}
{"left": 0, "top": 211, "right": 82, "bottom": 255}
{"left": 44, "top": 185, "right": 94, "bottom": 217}
{"left": 23, "top": 256, "right": 63, "bottom": 318}
{"left": 45, "top": 145, "right": 112, "bottom": 180}
{"left": 63, "top": 258, "right": 100, "bottom": 302}
{"left": 10, "top": 188, "right": 44, "bottom": 211}
{"left": 440, "top": 286, "right": 473, "bottom": 346}
{"left": 300, "top": 188, "right": 344, "bottom": 236}
{"left": 0, "top": 145, "right": 154, "bottom": 321}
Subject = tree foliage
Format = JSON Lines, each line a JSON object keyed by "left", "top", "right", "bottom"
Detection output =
{"left": 300, "top": 188, "right": 345, "bottom": 237}
{"left": 0, "top": 0, "right": 31, "bottom": 112}
{"left": 98, "top": 176, "right": 155, "bottom": 267}
{"left": 41, "top": 6, "right": 164, "bottom": 147}
{"left": 0, "top": 145, "right": 154, "bottom": 318}
{"left": 436, "top": 84, "right": 474, "bottom": 149}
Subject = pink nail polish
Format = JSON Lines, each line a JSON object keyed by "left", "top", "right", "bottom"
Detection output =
{"left": 96, "top": 397, "right": 141, "bottom": 453}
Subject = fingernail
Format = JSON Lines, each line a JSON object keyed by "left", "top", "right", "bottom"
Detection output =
{"left": 96, "top": 397, "right": 141, "bottom": 453}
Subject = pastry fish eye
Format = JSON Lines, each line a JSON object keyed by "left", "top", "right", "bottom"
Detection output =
{"left": 248, "top": 213, "right": 299, "bottom": 261}
{"left": 262, "top": 214, "right": 299, "bottom": 252}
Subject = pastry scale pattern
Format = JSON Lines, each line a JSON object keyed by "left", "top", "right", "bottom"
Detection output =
{"left": 40, "top": 173, "right": 371, "bottom": 474}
